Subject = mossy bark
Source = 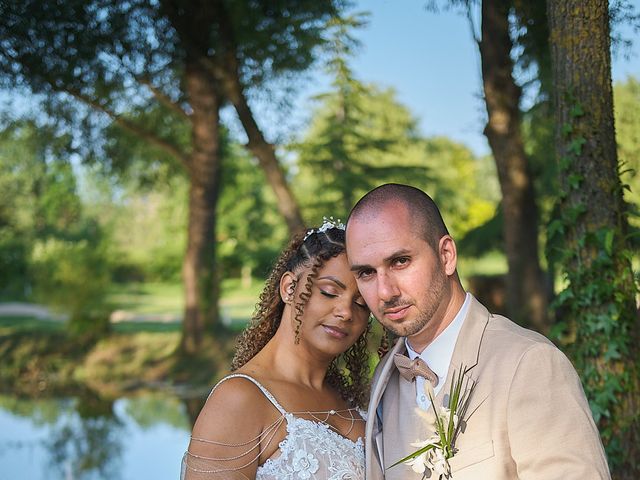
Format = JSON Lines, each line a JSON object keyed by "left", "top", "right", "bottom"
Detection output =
{"left": 548, "top": 0, "right": 640, "bottom": 475}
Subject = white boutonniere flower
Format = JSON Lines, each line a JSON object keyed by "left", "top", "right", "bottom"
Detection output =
{"left": 389, "top": 367, "right": 475, "bottom": 479}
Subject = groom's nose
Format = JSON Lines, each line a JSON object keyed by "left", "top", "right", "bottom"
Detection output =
{"left": 377, "top": 272, "right": 400, "bottom": 302}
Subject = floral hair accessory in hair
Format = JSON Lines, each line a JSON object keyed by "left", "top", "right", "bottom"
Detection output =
{"left": 303, "top": 216, "right": 346, "bottom": 241}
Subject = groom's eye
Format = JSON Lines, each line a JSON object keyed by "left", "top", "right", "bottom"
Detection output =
{"left": 356, "top": 268, "right": 375, "bottom": 279}
{"left": 392, "top": 256, "right": 410, "bottom": 267}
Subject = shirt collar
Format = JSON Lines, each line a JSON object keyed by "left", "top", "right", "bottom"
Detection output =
{"left": 405, "top": 293, "right": 471, "bottom": 381}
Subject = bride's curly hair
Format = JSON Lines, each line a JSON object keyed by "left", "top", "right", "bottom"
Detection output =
{"left": 231, "top": 227, "right": 371, "bottom": 408}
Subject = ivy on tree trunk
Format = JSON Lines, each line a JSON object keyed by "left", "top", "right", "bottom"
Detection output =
{"left": 547, "top": 0, "right": 640, "bottom": 475}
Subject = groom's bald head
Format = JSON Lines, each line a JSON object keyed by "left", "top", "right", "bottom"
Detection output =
{"left": 347, "top": 183, "right": 449, "bottom": 250}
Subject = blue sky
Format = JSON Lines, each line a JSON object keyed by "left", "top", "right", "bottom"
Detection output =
{"left": 280, "top": 0, "right": 640, "bottom": 157}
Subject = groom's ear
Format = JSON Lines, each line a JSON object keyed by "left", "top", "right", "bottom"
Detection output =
{"left": 438, "top": 235, "right": 458, "bottom": 276}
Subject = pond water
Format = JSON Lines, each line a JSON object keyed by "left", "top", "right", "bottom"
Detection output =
{"left": 0, "top": 392, "right": 203, "bottom": 480}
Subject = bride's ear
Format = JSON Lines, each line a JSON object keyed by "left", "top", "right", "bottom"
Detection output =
{"left": 279, "top": 271, "right": 297, "bottom": 304}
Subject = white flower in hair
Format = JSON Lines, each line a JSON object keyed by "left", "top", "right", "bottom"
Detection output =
{"left": 304, "top": 216, "right": 345, "bottom": 241}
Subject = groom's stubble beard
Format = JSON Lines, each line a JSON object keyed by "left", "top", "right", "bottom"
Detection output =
{"left": 379, "top": 262, "right": 448, "bottom": 338}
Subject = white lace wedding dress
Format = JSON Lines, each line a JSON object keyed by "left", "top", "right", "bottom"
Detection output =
{"left": 181, "top": 374, "right": 365, "bottom": 480}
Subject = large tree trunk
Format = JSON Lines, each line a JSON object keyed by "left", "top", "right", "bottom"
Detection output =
{"left": 479, "top": 0, "right": 550, "bottom": 332}
{"left": 161, "top": 0, "right": 224, "bottom": 354}
{"left": 180, "top": 59, "right": 222, "bottom": 354}
{"left": 548, "top": 0, "right": 640, "bottom": 475}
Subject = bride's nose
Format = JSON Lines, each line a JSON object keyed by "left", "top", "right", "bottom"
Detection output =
{"left": 334, "top": 298, "right": 352, "bottom": 322}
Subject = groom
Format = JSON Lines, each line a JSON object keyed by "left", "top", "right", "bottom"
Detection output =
{"left": 345, "top": 183, "right": 610, "bottom": 479}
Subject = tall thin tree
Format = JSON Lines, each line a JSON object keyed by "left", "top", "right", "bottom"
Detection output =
{"left": 434, "top": 0, "right": 551, "bottom": 330}
{"left": 478, "top": 0, "right": 550, "bottom": 331}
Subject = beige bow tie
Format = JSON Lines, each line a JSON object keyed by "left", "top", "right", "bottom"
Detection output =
{"left": 393, "top": 353, "right": 439, "bottom": 387}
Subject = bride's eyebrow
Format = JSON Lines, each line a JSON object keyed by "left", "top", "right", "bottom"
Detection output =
{"left": 317, "top": 276, "right": 346, "bottom": 289}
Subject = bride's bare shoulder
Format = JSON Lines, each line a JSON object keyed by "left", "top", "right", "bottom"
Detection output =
{"left": 193, "top": 375, "right": 276, "bottom": 434}
{"left": 184, "top": 375, "right": 279, "bottom": 479}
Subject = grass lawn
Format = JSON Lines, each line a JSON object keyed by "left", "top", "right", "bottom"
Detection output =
{"left": 105, "top": 278, "right": 265, "bottom": 327}
{"left": 0, "top": 278, "right": 265, "bottom": 337}
{"left": 106, "top": 282, "right": 184, "bottom": 315}
{"left": 457, "top": 251, "right": 508, "bottom": 281}
{"left": 0, "top": 315, "right": 65, "bottom": 335}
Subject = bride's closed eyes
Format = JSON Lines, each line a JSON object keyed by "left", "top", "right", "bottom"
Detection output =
{"left": 317, "top": 276, "right": 368, "bottom": 310}
{"left": 319, "top": 289, "right": 368, "bottom": 309}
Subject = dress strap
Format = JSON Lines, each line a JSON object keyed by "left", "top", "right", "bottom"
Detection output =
{"left": 210, "top": 373, "right": 288, "bottom": 416}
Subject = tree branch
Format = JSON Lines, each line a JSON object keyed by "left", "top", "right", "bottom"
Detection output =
{"left": 2, "top": 50, "right": 190, "bottom": 166}
{"left": 137, "top": 76, "right": 191, "bottom": 120}
{"left": 207, "top": 57, "right": 305, "bottom": 233}
{"left": 64, "top": 86, "right": 190, "bottom": 167}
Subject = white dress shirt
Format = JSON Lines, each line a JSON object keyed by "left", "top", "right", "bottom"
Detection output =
{"left": 405, "top": 293, "right": 471, "bottom": 410}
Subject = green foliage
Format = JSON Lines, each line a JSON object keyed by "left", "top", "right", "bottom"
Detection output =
{"left": 0, "top": 120, "right": 70, "bottom": 299}
{"left": 550, "top": 224, "right": 638, "bottom": 464}
{"left": 291, "top": 15, "right": 428, "bottom": 217}
{"left": 294, "top": 85, "right": 498, "bottom": 240}
{"left": 223, "top": 0, "right": 350, "bottom": 85}
{"left": 217, "top": 143, "right": 289, "bottom": 279}
{"left": 102, "top": 104, "right": 190, "bottom": 187}
{"left": 614, "top": 77, "right": 640, "bottom": 227}
{"left": 89, "top": 131, "right": 288, "bottom": 283}
{"left": 0, "top": 0, "right": 351, "bottom": 163}
{"left": 292, "top": 18, "right": 499, "bottom": 234}
{"left": 0, "top": 231, "right": 29, "bottom": 300}
{"left": 0, "top": 120, "right": 112, "bottom": 335}
{"left": 30, "top": 236, "right": 111, "bottom": 336}
{"left": 457, "top": 206, "right": 503, "bottom": 257}
{"left": 293, "top": 79, "right": 427, "bottom": 216}
{"left": 420, "top": 140, "right": 499, "bottom": 240}
{"left": 100, "top": 177, "right": 189, "bottom": 283}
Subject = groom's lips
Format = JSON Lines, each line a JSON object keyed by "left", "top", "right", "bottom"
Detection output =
{"left": 383, "top": 304, "right": 411, "bottom": 321}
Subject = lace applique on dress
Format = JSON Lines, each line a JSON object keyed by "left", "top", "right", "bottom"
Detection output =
{"left": 181, "top": 374, "right": 365, "bottom": 480}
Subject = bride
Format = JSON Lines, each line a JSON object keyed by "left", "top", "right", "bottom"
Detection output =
{"left": 181, "top": 219, "right": 371, "bottom": 479}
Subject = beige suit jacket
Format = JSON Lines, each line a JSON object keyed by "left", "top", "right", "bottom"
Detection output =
{"left": 365, "top": 295, "right": 610, "bottom": 479}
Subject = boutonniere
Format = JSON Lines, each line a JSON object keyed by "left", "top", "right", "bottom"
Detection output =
{"left": 389, "top": 367, "right": 475, "bottom": 479}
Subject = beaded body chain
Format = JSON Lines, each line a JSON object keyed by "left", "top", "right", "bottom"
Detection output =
{"left": 181, "top": 374, "right": 366, "bottom": 480}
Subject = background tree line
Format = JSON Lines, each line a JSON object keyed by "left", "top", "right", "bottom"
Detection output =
{"left": 0, "top": 0, "right": 638, "bottom": 475}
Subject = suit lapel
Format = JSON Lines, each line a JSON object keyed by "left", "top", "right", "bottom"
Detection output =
{"left": 434, "top": 295, "right": 490, "bottom": 408}
{"left": 453, "top": 296, "right": 489, "bottom": 371}
{"left": 368, "top": 339, "right": 406, "bottom": 427}
{"left": 366, "top": 338, "right": 406, "bottom": 475}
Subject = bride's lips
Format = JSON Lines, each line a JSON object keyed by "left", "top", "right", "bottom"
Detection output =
{"left": 383, "top": 305, "right": 411, "bottom": 321}
{"left": 322, "top": 325, "right": 348, "bottom": 339}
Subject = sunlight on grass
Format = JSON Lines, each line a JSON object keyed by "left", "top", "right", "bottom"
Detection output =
{"left": 457, "top": 251, "right": 507, "bottom": 283}
{"left": 0, "top": 278, "right": 266, "bottom": 334}
{"left": 0, "top": 316, "right": 65, "bottom": 334}
{"left": 105, "top": 278, "right": 265, "bottom": 325}
{"left": 106, "top": 283, "right": 183, "bottom": 314}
